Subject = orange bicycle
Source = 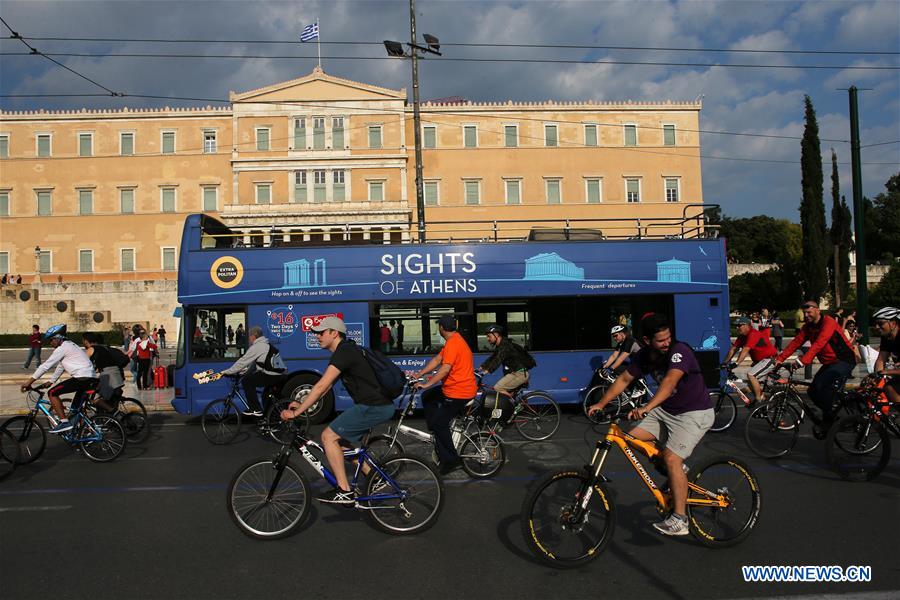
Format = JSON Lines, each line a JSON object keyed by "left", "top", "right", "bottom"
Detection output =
{"left": 521, "top": 417, "right": 761, "bottom": 568}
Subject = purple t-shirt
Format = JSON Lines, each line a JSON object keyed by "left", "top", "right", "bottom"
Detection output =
{"left": 626, "top": 341, "right": 711, "bottom": 415}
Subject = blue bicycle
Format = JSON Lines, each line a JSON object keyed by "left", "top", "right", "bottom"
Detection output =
{"left": 227, "top": 422, "right": 444, "bottom": 539}
{"left": 1, "top": 383, "right": 127, "bottom": 463}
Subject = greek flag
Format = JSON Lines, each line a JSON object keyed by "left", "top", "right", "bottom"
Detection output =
{"left": 300, "top": 22, "right": 319, "bottom": 42}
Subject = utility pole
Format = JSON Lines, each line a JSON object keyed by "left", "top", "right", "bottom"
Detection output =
{"left": 409, "top": 0, "right": 425, "bottom": 243}
{"left": 848, "top": 86, "right": 869, "bottom": 343}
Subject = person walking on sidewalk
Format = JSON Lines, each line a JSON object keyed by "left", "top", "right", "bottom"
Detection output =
{"left": 23, "top": 324, "right": 42, "bottom": 369}
{"left": 158, "top": 325, "right": 167, "bottom": 349}
{"left": 134, "top": 330, "right": 158, "bottom": 389}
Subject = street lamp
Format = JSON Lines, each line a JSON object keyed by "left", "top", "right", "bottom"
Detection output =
{"left": 33, "top": 245, "right": 41, "bottom": 283}
{"left": 384, "top": 0, "right": 442, "bottom": 243}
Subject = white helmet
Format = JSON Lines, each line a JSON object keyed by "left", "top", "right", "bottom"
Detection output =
{"left": 873, "top": 306, "right": 900, "bottom": 321}
{"left": 611, "top": 325, "right": 626, "bottom": 335}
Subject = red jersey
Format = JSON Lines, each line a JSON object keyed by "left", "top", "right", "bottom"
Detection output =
{"left": 776, "top": 314, "right": 855, "bottom": 366}
{"left": 733, "top": 328, "right": 777, "bottom": 363}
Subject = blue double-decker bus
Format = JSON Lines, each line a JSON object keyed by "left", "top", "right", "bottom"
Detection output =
{"left": 172, "top": 214, "right": 729, "bottom": 422}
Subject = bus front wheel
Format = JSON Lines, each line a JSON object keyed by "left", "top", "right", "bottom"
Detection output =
{"left": 284, "top": 374, "right": 334, "bottom": 424}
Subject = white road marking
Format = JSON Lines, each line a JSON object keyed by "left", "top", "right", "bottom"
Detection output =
{"left": 0, "top": 505, "right": 73, "bottom": 512}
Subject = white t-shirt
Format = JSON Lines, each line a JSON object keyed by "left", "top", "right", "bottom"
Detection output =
{"left": 32, "top": 340, "right": 96, "bottom": 384}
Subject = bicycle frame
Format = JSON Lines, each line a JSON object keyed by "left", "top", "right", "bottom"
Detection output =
{"left": 26, "top": 390, "right": 105, "bottom": 444}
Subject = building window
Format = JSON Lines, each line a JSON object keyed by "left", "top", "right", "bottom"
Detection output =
{"left": 624, "top": 124, "right": 637, "bottom": 147}
{"left": 368, "top": 125, "right": 382, "bottom": 149}
{"left": 38, "top": 250, "right": 51, "bottom": 273}
{"left": 78, "top": 133, "right": 93, "bottom": 157}
{"left": 121, "top": 248, "right": 135, "bottom": 272}
{"left": 505, "top": 179, "right": 521, "bottom": 205}
{"left": 161, "top": 187, "right": 176, "bottom": 212}
{"left": 119, "top": 132, "right": 134, "bottom": 156}
{"left": 204, "top": 131, "right": 217, "bottom": 153}
{"left": 584, "top": 124, "right": 598, "bottom": 147}
{"left": 293, "top": 118, "right": 306, "bottom": 150}
{"left": 0, "top": 135, "right": 8, "bottom": 158}
{"left": 333, "top": 170, "right": 346, "bottom": 201}
{"left": 78, "top": 189, "right": 93, "bottom": 215}
{"left": 504, "top": 125, "right": 518, "bottom": 148}
{"left": 120, "top": 188, "right": 135, "bottom": 213}
{"left": 0, "top": 191, "right": 8, "bottom": 216}
{"left": 162, "top": 247, "right": 176, "bottom": 271}
{"left": 626, "top": 178, "right": 641, "bottom": 203}
{"left": 0, "top": 252, "right": 8, "bottom": 275}
{"left": 312, "top": 117, "right": 325, "bottom": 150}
{"left": 294, "top": 171, "right": 307, "bottom": 202}
{"left": 161, "top": 131, "right": 176, "bottom": 154}
{"left": 203, "top": 186, "right": 218, "bottom": 211}
{"left": 424, "top": 181, "right": 439, "bottom": 206}
{"left": 545, "top": 179, "right": 561, "bottom": 204}
{"left": 464, "top": 180, "right": 480, "bottom": 205}
{"left": 544, "top": 124, "right": 558, "bottom": 147}
{"left": 256, "top": 183, "right": 271, "bottom": 204}
{"left": 256, "top": 128, "right": 270, "bottom": 151}
{"left": 79, "top": 249, "right": 93, "bottom": 273}
{"left": 586, "top": 179, "right": 602, "bottom": 204}
{"left": 37, "top": 190, "right": 52, "bottom": 216}
{"left": 663, "top": 124, "right": 676, "bottom": 147}
{"left": 423, "top": 125, "right": 436, "bottom": 149}
{"left": 463, "top": 125, "right": 477, "bottom": 148}
{"left": 665, "top": 178, "right": 680, "bottom": 202}
{"left": 332, "top": 117, "right": 345, "bottom": 149}
{"left": 313, "top": 171, "right": 326, "bottom": 202}
{"left": 368, "top": 181, "right": 384, "bottom": 202}
{"left": 37, "top": 134, "right": 52, "bottom": 157}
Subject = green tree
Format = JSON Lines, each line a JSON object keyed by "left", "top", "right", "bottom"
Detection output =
{"left": 828, "top": 149, "right": 852, "bottom": 304}
{"left": 870, "top": 263, "right": 900, "bottom": 308}
{"left": 799, "top": 95, "right": 828, "bottom": 301}
{"left": 868, "top": 173, "right": 900, "bottom": 262}
{"left": 720, "top": 216, "right": 801, "bottom": 264}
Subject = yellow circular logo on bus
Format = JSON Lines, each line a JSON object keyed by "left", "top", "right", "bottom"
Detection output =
{"left": 210, "top": 256, "right": 244, "bottom": 289}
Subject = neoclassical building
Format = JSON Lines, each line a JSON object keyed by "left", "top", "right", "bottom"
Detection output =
{"left": 0, "top": 67, "right": 704, "bottom": 331}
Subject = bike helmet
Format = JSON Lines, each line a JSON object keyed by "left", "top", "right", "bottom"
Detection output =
{"left": 485, "top": 324, "right": 506, "bottom": 337}
{"left": 873, "top": 306, "right": 900, "bottom": 321}
{"left": 610, "top": 325, "right": 626, "bottom": 335}
{"left": 43, "top": 323, "right": 67, "bottom": 340}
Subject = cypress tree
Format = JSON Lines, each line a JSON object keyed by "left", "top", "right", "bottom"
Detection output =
{"left": 799, "top": 95, "right": 828, "bottom": 302}
{"left": 828, "top": 149, "right": 851, "bottom": 305}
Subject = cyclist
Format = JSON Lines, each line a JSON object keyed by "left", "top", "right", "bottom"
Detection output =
{"left": 280, "top": 316, "right": 394, "bottom": 504}
{"left": 81, "top": 332, "right": 127, "bottom": 412}
{"left": 588, "top": 313, "right": 713, "bottom": 536}
{"left": 476, "top": 324, "right": 536, "bottom": 393}
{"left": 774, "top": 300, "right": 856, "bottom": 435}
{"left": 722, "top": 316, "right": 777, "bottom": 404}
{"left": 19, "top": 324, "right": 97, "bottom": 434}
{"left": 414, "top": 315, "right": 478, "bottom": 475}
{"left": 872, "top": 306, "right": 900, "bottom": 404}
{"left": 220, "top": 325, "right": 286, "bottom": 417}
{"left": 602, "top": 325, "right": 642, "bottom": 375}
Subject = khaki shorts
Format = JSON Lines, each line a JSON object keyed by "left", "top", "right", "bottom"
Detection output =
{"left": 633, "top": 407, "right": 714, "bottom": 460}
{"left": 494, "top": 371, "right": 529, "bottom": 392}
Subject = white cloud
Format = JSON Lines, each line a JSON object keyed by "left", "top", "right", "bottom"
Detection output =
{"left": 838, "top": 0, "right": 900, "bottom": 45}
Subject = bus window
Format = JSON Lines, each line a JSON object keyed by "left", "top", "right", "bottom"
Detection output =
{"left": 474, "top": 301, "right": 531, "bottom": 350}
{"left": 190, "top": 306, "right": 246, "bottom": 361}
{"left": 371, "top": 301, "right": 471, "bottom": 355}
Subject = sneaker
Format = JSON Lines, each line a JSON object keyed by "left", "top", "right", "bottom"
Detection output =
{"left": 438, "top": 459, "right": 462, "bottom": 476}
{"left": 653, "top": 513, "right": 690, "bottom": 536}
{"left": 49, "top": 420, "right": 74, "bottom": 434}
{"left": 241, "top": 409, "right": 263, "bottom": 417}
{"left": 316, "top": 488, "right": 357, "bottom": 505}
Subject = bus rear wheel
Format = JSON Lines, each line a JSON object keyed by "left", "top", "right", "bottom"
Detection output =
{"left": 284, "top": 374, "right": 334, "bottom": 425}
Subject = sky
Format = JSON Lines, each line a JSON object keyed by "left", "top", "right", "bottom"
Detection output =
{"left": 1, "top": 0, "right": 898, "bottom": 222}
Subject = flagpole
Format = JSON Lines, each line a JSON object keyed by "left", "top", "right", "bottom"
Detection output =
{"left": 316, "top": 18, "right": 321, "bottom": 69}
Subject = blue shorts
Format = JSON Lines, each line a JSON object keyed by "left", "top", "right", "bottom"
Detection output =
{"left": 328, "top": 403, "right": 396, "bottom": 445}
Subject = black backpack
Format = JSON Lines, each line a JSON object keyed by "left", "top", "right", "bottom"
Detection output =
{"left": 512, "top": 341, "right": 537, "bottom": 370}
{"left": 261, "top": 344, "right": 287, "bottom": 373}
{"left": 359, "top": 346, "right": 405, "bottom": 400}
{"left": 108, "top": 346, "right": 131, "bottom": 369}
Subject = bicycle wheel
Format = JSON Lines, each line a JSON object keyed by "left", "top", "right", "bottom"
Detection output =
{"left": 709, "top": 391, "right": 738, "bottom": 433}
{"left": 744, "top": 399, "right": 801, "bottom": 458}
{"left": 365, "top": 434, "right": 405, "bottom": 465}
{"left": 119, "top": 398, "right": 150, "bottom": 444}
{"left": 520, "top": 470, "right": 616, "bottom": 568}
{"left": 363, "top": 454, "right": 444, "bottom": 535}
{"left": 687, "top": 457, "right": 761, "bottom": 547}
{"left": 583, "top": 385, "right": 621, "bottom": 425}
{"left": 79, "top": 416, "right": 127, "bottom": 462}
{"left": 228, "top": 457, "right": 311, "bottom": 540}
{"left": 459, "top": 431, "right": 505, "bottom": 478}
{"left": 826, "top": 414, "right": 891, "bottom": 482}
{"left": 202, "top": 398, "right": 241, "bottom": 445}
{"left": 0, "top": 415, "right": 46, "bottom": 464}
{"left": 0, "top": 428, "right": 20, "bottom": 481}
{"left": 263, "top": 399, "right": 309, "bottom": 445}
{"left": 514, "top": 392, "right": 561, "bottom": 441}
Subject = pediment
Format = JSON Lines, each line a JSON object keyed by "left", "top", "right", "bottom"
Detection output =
{"left": 231, "top": 68, "right": 406, "bottom": 103}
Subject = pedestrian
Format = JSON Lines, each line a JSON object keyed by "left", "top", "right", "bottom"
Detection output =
{"left": 750, "top": 312, "right": 761, "bottom": 331}
{"left": 833, "top": 308, "right": 846, "bottom": 328}
{"left": 396, "top": 320, "right": 404, "bottom": 352}
{"left": 235, "top": 323, "right": 245, "bottom": 347}
{"left": 0, "top": 274, "right": 6, "bottom": 285}
{"left": 127, "top": 330, "right": 141, "bottom": 387}
{"left": 760, "top": 307, "right": 770, "bottom": 329}
{"left": 16, "top": 274, "right": 22, "bottom": 284}
{"left": 379, "top": 322, "right": 391, "bottom": 353}
{"left": 158, "top": 325, "right": 167, "bottom": 349}
{"left": 389, "top": 319, "right": 398, "bottom": 350}
{"left": 227, "top": 324, "right": 234, "bottom": 345}
{"left": 770, "top": 312, "right": 785, "bottom": 351}
{"left": 134, "top": 330, "right": 158, "bottom": 389}
{"left": 23, "top": 324, "right": 42, "bottom": 369}
{"left": 151, "top": 327, "right": 159, "bottom": 344}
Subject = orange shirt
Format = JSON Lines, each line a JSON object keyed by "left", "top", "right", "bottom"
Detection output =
{"left": 438, "top": 332, "right": 477, "bottom": 399}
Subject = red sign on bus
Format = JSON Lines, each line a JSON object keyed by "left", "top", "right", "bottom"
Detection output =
{"left": 300, "top": 312, "right": 345, "bottom": 332}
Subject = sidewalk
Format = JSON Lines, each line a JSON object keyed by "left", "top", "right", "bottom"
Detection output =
{"left": 0, "top": 347, "right": 177, "bottom": 383}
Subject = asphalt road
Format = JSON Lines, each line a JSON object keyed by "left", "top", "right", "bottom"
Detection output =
{"left": 1, "top": 407, "right": 898, "bottom": 600}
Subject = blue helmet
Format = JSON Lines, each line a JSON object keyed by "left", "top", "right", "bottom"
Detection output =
{"left": 43, "top": 323, "right": 67, "bottom": 340}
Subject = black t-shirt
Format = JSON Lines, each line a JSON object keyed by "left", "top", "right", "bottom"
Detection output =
{"left": 880, "top": 333, "right": 899, "bottom": 363}
{"left": 329, "top": 339, "right": 390, "bottom": 406}
{"left": 616, "top": 335, "right": 641, "bottom": 355}
{"left": 89, "top": 345, "right": 119, "bottom": 371}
